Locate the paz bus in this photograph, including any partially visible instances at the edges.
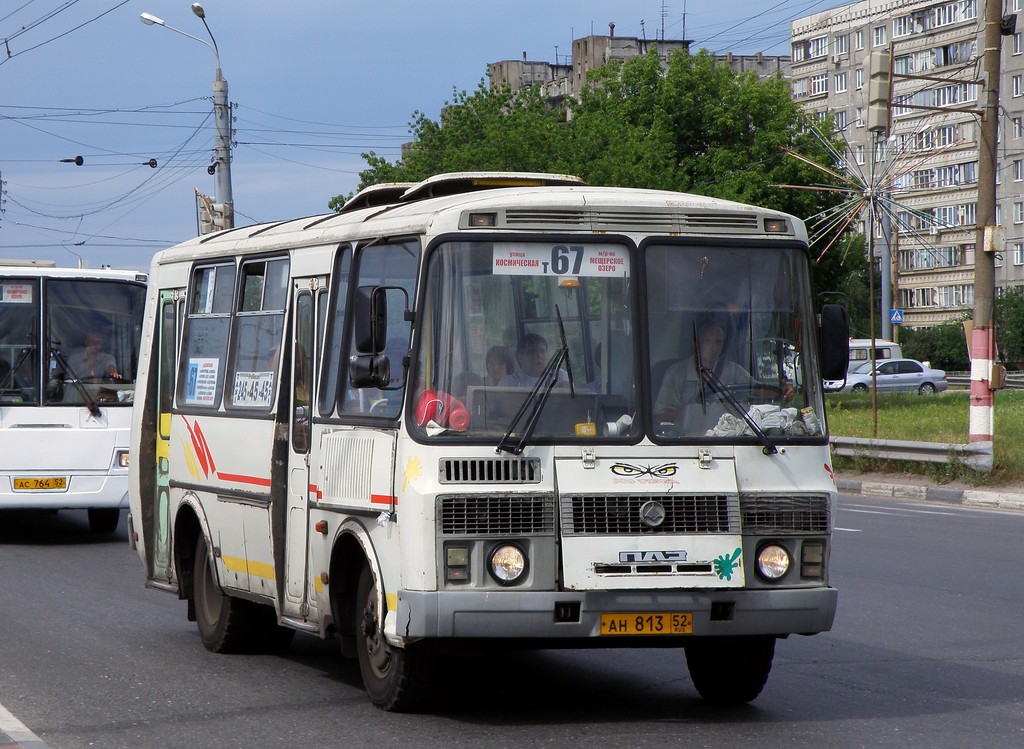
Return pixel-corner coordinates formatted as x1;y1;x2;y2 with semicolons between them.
0;262;147;533
127;172;849;710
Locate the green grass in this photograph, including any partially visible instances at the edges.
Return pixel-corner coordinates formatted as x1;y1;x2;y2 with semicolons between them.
825;390;1024;486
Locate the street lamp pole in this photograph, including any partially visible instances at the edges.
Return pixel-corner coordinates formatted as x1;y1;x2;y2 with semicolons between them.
140;3;233;230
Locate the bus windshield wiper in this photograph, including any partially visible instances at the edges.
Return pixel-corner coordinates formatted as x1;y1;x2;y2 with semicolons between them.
51;346;101;417
496;307;575;455
699;365;778;456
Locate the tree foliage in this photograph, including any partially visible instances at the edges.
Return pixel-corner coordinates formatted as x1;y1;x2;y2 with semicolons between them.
995;288;1024;367
899;319;970;371
339;49;840;219
334;47;858;306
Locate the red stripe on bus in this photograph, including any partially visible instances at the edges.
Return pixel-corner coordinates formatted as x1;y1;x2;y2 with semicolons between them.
217;472;272;488
370;493;396;506
309;483;323;499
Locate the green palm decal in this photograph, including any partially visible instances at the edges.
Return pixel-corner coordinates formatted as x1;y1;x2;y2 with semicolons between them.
713;548;742;581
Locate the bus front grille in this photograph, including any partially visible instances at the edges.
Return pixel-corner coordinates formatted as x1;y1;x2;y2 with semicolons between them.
438;457;541;484
560;494;739;536
739;494;831;534
439;494;555;536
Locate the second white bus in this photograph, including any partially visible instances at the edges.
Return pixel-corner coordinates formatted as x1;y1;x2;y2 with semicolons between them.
128;172;849;710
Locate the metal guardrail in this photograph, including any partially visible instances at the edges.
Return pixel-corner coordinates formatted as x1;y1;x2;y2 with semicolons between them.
830;435;993;472
945;372;1024;389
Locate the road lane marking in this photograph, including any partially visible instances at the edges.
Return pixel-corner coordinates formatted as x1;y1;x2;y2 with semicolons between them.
834;527;862;532
0;702;51;748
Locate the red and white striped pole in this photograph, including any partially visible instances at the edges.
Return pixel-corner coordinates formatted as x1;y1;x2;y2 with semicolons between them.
968;326;994;443
968;0;1001;455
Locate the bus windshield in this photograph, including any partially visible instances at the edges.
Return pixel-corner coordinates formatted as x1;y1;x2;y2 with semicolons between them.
646;243;824;441
410;239;824;443
0;276;146;406
410;239;638;443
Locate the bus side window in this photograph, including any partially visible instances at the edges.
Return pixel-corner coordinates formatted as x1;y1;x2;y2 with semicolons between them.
340;241;418;418
292;292;313;453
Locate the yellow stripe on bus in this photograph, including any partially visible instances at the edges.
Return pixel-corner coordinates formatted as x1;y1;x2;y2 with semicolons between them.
221;555;276;580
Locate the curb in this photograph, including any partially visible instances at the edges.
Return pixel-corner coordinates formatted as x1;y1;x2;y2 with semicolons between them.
836;478;1024;512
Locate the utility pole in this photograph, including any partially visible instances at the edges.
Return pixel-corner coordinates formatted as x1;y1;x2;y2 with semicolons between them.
969;0;1002;454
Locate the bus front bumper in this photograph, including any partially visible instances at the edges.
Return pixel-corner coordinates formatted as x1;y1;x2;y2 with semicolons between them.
393;586;838;642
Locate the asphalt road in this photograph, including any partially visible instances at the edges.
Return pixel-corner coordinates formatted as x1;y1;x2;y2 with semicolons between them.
1;495;1022;749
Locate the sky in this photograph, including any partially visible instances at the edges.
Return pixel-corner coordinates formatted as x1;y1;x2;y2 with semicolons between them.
0;0;843;272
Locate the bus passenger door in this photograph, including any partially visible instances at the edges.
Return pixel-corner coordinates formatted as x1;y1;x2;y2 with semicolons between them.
152;292;177;581
283;286;316;617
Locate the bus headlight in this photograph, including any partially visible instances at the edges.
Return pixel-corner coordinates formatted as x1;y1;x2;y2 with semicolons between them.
488;543;527;585
756;544;790;580
116;450;130;468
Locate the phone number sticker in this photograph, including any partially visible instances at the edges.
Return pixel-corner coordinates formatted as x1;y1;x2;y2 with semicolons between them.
232;371;275;407
492;245;628;278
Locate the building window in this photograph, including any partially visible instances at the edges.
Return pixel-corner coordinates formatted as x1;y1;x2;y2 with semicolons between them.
1014;75;1023;97
856;107;865;127
834;109;847;130
893;15;914;38
834;34;848;55
792;42;807;62
809;35;829;58
1016;32;1023;55
856;68;865;89
1015;242;1024;265
793;78;808;98
835;72;848;92
1015;160;1023;181
1015;117;1024;139
810;73;828;96
1014;201;1023;224
856;29;865;50
874;26;887;47
855;145;865;165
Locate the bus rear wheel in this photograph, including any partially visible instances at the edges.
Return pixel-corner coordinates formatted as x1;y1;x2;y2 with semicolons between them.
355;564;428;711
685;636;775;704
88;508;120;533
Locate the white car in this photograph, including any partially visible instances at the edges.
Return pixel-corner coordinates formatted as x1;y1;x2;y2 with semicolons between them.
825;358;948;395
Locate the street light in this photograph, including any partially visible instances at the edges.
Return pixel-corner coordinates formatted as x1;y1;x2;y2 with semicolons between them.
141;3;234;231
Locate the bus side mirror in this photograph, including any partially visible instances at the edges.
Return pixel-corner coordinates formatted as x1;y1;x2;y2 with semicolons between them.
349;353;391;389
819;304;850;381
353;286;388;354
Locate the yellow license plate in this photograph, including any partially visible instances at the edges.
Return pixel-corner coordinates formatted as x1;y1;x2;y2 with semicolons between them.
600;612;693;636
13;476;68;491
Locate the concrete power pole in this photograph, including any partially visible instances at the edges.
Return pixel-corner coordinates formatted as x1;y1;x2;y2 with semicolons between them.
969;0;1002;453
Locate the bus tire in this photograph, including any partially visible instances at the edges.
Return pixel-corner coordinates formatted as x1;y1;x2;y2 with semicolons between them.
193;534;256;654
685;636;775;704
88;508;120;533
355;564;428;711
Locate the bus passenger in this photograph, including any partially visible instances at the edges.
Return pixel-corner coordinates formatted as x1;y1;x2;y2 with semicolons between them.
499;333;567;388
485;345;514;386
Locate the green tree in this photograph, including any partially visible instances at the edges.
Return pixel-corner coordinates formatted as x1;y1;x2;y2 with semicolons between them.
339;48;840;222
899;318;970;371
995;288;1024;368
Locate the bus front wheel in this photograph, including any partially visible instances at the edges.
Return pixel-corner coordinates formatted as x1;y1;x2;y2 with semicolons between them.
684;636;775;704
355;564;429;711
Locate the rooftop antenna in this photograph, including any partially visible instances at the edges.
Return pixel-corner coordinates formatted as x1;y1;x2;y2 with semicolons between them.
661;0;667;39
640;19;646;39
683;0;687;40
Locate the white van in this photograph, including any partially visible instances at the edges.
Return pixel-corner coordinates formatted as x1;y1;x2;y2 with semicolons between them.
847;338;902;373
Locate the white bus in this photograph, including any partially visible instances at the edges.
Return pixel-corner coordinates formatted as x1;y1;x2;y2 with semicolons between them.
0;263;147;532
128;172;849;710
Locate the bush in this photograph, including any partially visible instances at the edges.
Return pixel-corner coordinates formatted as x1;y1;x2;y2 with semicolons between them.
898;317;969;371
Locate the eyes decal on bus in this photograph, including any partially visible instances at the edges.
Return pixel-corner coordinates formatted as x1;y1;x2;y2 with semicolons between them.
609;462;678;478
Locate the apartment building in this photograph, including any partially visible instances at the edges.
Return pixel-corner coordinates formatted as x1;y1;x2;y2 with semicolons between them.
489;29;790;112
792;0;1024;328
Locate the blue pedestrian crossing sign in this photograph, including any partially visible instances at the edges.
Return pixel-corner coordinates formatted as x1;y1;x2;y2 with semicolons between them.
889;309;904;324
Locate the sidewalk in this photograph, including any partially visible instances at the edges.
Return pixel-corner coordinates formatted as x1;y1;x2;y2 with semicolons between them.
836;470;1024;512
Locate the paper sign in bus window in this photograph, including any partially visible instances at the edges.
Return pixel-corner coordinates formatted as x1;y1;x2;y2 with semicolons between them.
492;245;628;278
185;358;219;404
232;371;275;408
0;283;34;303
